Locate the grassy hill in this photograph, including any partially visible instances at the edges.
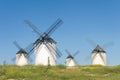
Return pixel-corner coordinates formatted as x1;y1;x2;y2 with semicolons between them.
0;65;120;80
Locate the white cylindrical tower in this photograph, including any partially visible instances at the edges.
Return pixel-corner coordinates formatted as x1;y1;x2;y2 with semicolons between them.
66;55;75;66
91;45;106;66
34;38;57;66
16;49;28;66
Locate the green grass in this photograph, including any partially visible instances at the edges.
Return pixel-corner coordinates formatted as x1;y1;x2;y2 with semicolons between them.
0;65;120;80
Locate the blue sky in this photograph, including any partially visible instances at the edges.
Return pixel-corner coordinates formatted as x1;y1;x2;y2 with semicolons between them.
0;0;120;66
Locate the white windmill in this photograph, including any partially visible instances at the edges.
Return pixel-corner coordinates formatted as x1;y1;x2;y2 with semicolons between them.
13;41;28;66
24;18;63;66
65;49;79;67
87;38;113;66
91;45;106;66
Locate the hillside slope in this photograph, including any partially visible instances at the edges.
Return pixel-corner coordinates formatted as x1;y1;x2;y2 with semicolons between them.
0;65;120;80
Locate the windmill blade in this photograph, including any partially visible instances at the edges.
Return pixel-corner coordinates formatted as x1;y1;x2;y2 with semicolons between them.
44;43;56;61
14;42;34;59
13;41;28;56
24;53;28;59
73;51;80;57
27;41;42;57
74;59;78;65
87;38;97;47
44;18;63;38
13;41;21;49
92;53;98;61
13;41;34;64
27;43;38;58
56;47;62;58
11;57;16;63
65;49;71;55
66;58;72;65
85;54;91;61
25;43;34;57
65;49;79;65
28;57;33;63
99;52;106;65
27;41;44;58
102;42;114;49
24;20;42;36
47;42;62;58
25;43;34;52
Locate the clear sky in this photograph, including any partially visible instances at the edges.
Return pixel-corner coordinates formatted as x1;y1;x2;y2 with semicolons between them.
0;0;120;66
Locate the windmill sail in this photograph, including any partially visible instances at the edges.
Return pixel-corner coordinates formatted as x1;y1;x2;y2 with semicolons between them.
24;18;63;66
13;41;28;66
65;49;79;66
91;45;106;66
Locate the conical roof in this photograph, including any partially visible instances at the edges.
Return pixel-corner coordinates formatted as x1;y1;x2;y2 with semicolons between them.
34;37;56;45
16;49;28;54
66;55;74;59
92;45;106;53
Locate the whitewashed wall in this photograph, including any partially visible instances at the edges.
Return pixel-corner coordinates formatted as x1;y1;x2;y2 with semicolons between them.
66;58;75;66
34;42;56;66
92;52;106;66
16;54;28;66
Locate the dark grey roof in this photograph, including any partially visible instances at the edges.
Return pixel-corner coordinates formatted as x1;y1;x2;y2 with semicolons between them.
66;55;74;59
34;37;56;45
16;49;28;54
92;45;106;53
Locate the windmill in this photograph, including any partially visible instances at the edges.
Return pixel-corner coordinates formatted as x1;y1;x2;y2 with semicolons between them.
13;41;28;66
24;18;63;66
91;45;106;66
87;38;113;66
65;49;80;66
